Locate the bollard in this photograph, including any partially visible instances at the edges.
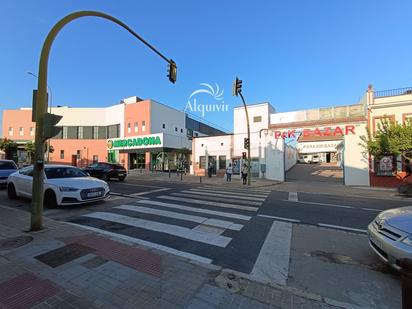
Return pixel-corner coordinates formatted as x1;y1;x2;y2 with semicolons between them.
200;176;202;183
400;258;412;309
169;170;171;178
140;167;142;174
180;172;183;181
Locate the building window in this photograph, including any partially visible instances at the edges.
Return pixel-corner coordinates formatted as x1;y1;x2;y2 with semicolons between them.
195;133;199;137
30;127;34;136
76;150;81;160
93;126;99;139
19;127;24;136
219;156;227;169
60;150;64;159
162;123;166;129
175;127;178;132
199;156;207;169
180;128;183;133
372;115;395;133
63;127;68;139
78;126;83;139
127;123;131;133
142;121;146;132
8;127;13;136
93;155;98;163
134;122;138;133
253;116;262;123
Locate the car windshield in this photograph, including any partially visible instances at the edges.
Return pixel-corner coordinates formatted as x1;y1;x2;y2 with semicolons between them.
0;161;17;170
45;167;88;179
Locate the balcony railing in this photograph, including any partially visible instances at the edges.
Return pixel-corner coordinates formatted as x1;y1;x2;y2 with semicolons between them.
374;87;412;98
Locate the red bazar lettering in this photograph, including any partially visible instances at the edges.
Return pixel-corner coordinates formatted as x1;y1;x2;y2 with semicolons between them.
273;125;356;139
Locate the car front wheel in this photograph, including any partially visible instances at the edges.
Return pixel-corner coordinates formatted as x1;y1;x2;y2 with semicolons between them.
7;183;17;199
44;190;58;208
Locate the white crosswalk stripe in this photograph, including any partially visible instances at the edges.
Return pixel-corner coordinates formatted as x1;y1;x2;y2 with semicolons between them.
199;185;271;194
182;190;266;201
83;212;232;247
170;193;262;206
189;188;269;199
135;200;252;221
115;204;244;231
157;195;259;212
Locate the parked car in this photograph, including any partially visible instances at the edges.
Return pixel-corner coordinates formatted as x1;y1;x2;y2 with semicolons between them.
83;162;127;181
311;155;320;163
368;206;412;271
0;160;18;186
7;165;110;208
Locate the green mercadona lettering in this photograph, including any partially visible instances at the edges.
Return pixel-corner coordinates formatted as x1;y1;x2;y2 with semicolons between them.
113;136;161;148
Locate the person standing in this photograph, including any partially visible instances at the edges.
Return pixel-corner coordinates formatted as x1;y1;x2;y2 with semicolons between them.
208;162;213;178
241;164;248;185
226;163;233;182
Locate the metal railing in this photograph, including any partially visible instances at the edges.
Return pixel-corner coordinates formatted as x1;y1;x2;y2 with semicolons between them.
374;87;412;98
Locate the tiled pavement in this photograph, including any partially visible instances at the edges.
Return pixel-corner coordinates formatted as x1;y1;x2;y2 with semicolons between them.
0;206;355;309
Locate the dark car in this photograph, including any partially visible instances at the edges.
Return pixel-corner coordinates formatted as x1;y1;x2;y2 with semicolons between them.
83;162;127;181
0;160;18;186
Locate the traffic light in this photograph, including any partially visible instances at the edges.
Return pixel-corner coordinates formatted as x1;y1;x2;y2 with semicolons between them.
242;152;246;159
232;77;242;96
167;59;177;84
42;112;63;140
244;137;249;149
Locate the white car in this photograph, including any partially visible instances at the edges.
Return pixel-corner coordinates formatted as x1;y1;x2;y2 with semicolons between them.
7;165;110;208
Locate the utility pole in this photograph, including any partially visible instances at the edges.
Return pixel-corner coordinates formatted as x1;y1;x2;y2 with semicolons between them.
30;11;177;231
232;77;251;185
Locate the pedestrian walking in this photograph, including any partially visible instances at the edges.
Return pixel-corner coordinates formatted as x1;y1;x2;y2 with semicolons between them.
241;164;248;185
226;163;233;182
208;162;213;178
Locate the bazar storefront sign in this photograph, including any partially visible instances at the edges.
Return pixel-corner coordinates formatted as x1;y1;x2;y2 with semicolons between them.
107;134;162;149
273;125;356;139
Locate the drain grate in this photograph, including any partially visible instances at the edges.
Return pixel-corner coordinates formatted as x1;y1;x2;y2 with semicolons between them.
0;235;33;250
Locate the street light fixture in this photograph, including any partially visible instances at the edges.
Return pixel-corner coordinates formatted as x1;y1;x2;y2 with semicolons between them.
30;11;177;231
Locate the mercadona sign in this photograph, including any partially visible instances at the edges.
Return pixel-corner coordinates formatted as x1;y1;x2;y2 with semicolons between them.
107;134;162;150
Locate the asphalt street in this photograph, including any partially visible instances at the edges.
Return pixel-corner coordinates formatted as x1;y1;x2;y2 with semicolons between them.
0;177;410;307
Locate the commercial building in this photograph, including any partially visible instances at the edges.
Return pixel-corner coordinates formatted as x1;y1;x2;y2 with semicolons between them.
191;85;412;187
2;96;224;170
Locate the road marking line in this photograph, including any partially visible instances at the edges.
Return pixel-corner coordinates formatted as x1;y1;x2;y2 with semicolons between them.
115;205;243;231
258;214;301;223
82;212;232;247
190;188;268;198
183;190;266;201
130;188;171;196
199;185;271;194
113;183;167;189
317;223;367;233
65;222;212;264
288;192;298;202
158;195;259;212
109;192;149;199
361;208;382;212
136;200;252;221
283;200;354;209
171;193;262;206
251;221;292;285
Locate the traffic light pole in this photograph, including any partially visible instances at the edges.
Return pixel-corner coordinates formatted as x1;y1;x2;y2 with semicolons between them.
239;92;251;185
30;11;176;231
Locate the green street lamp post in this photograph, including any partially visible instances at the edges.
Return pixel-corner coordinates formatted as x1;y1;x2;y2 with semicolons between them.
31;11;177;231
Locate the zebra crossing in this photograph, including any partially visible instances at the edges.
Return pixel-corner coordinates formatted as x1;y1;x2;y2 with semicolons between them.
68;185;273;272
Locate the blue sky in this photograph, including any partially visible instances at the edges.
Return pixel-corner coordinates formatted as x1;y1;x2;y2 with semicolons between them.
1;0;412;133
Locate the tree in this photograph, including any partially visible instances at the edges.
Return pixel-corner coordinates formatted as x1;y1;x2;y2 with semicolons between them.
360;119;412;162
24;141;35;164
0;138;17;161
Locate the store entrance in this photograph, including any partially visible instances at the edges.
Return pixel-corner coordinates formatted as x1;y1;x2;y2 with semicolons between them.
129;153;145;170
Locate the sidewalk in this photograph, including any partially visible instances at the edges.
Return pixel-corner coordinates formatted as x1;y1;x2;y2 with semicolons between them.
0;206;351;309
